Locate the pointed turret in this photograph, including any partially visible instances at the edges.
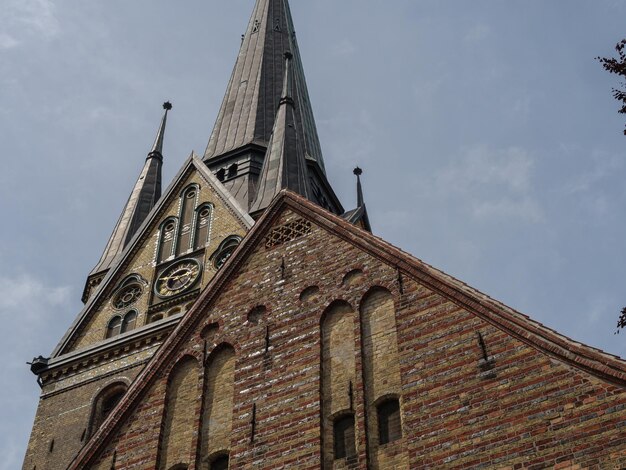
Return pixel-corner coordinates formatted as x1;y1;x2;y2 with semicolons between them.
203;0;343;215
250;52;311;213
341;167;372;232
81;103;170;302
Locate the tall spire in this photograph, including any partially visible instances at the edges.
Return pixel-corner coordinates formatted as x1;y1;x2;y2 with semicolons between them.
250;52;311;213
202;0;344;215
204;0;324;170
82;103;170;302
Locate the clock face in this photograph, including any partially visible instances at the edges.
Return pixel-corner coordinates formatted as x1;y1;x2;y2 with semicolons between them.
155;260;201;298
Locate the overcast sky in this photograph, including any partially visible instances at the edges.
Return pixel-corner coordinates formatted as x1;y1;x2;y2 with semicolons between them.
2;0;626;467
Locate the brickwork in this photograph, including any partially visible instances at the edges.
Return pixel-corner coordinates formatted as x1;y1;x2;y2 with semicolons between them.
65;203;626;469
22;358;144;470
159;356;202;469
361;288;408;469
200;346;236;466
321;301;357;469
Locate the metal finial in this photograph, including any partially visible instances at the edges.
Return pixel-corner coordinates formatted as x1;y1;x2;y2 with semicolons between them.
163;101;172;111
284;51;293;61
353;167;363;176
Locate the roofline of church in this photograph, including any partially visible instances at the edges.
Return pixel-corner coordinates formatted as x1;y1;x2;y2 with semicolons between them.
67;189;626;469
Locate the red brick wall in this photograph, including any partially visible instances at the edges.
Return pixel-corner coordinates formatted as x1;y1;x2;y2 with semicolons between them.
85;209;626;469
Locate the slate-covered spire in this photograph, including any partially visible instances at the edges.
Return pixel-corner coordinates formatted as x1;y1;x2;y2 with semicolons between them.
341;167;372;232
82;103;170;302
250;52;311;213
202;0;343;215
204;0;324;171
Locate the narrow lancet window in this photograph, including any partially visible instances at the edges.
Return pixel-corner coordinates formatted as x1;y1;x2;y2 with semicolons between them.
333;414;356;460
377;398;402;445
194;204;212;251
158;218;177;264
177;186;198;256
121;310;137;333
106;316;122;339
88;383;127;438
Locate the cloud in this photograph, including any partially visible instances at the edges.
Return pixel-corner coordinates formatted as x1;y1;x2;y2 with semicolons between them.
0;272;72;470
438;145;534;193
472;197;544;223
0;33;19;50
331;39;356;57
464;23;490;43
434;145;544;222
0;0;59;47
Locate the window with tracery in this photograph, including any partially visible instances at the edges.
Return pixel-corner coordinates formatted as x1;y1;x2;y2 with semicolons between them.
211;236;241;269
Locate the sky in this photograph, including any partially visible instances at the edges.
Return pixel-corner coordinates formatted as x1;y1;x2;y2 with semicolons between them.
2;0;626;467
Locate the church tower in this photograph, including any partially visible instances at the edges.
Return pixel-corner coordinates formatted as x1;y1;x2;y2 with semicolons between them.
23;1;626;469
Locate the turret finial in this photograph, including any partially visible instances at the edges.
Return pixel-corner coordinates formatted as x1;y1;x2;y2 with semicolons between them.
163;101;172;111
354;167;364;207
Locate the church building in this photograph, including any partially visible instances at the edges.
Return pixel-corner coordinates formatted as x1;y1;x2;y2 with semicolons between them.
23;0;626;468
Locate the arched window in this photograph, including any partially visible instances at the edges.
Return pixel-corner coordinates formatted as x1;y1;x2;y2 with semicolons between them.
158;218;178;264
227;163;238;179
210;454;229;470
88;383;127;438
121;310;137;333
177;186;199;256
333;414;356;460
106;316;122;339
210;236;241;269
377;398;402;445
194;204;213;251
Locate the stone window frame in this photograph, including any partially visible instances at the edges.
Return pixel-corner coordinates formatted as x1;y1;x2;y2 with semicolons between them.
332;411;357;460
105;310;138;339
209;235;242;270
206;451;229;470
157;216;179;264
194;203;214;251
87;381;128;439
176;184;201;257
375;395;403;446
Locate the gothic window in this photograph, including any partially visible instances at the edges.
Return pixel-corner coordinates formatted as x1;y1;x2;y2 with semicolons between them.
177;186;199;256
333;414;356;460
106;316;122;339
158;218;178;264
377;398;402;445
88;383;127;438
121;310;137;333
194;204;213;251
210;454;229;470
210;236;241;269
